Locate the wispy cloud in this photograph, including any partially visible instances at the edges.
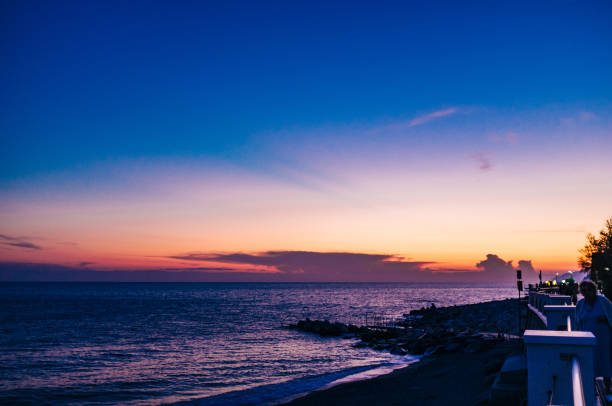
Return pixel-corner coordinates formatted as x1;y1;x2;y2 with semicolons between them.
489;131;518;144
367;107;459;135
0;234;42;250
156;266;261;273
470;153;492;171
560;111;599;127
560;117;576;128
579;111;598;122
406;107;458;127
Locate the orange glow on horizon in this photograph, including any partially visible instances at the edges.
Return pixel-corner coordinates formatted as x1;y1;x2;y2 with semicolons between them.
1;136;609;279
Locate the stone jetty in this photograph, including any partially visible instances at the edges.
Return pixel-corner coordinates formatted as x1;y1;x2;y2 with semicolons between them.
286;298;519;357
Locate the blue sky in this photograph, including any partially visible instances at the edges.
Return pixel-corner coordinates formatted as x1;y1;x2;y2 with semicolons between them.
2;0;611;181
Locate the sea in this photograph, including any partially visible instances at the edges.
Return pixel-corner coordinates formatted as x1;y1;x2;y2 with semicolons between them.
0;282;516;405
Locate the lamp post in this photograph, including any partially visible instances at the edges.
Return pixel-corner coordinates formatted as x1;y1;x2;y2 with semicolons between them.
539;270;542;288
517;269;523;333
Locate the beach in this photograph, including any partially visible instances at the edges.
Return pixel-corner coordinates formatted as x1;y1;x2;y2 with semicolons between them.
282;338;520;406
281;298;524;406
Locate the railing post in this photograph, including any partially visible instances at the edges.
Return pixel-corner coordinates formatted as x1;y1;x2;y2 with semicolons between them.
529;290;537;307
548;295;571;306
543;305;576;331
524;330;595;406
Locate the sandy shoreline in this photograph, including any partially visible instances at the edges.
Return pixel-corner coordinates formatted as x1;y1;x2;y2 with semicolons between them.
279;298;523;406
272;358;420;405
280;338;521;406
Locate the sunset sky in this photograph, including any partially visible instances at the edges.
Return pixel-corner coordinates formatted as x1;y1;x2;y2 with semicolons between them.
1;1;611;281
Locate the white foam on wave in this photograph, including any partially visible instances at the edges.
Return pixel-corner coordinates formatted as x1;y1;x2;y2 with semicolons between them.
179;355;418;406
322;356;420;387
268;355;420;406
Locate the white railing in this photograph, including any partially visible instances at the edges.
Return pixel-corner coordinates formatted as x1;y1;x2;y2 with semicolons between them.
567;311;585;406
572;355;585;406
528;294;574;331
525;290;595;406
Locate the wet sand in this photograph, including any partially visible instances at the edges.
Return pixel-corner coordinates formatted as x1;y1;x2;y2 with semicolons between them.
281;339;520;406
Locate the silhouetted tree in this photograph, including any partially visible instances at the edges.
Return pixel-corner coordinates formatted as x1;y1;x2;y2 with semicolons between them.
579;217;612;299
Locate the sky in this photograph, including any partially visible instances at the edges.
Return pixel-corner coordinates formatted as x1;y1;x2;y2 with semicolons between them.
1;0;611;282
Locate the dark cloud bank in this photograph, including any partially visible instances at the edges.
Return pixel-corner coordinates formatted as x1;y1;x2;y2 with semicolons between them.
0;251;538;283
0;234;42;250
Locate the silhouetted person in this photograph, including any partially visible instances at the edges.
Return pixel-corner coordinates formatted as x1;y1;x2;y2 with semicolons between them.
576;280;612;393
571;284;578;305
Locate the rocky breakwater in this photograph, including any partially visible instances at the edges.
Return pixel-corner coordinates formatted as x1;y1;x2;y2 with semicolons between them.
403;298;519;334
286;298;520;357
290;319;363;337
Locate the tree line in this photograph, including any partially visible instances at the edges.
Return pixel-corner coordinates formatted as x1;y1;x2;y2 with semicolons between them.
579;217;612;299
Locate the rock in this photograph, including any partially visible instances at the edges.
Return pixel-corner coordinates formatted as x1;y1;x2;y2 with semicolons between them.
411;343;428;354
347;324;361;333
425;345;442;355
333;321;349;334
293;319;354;337
291;299;521;360
390;346;407;355
464;342;484;353
444;342;462;352
452;334;468;343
